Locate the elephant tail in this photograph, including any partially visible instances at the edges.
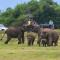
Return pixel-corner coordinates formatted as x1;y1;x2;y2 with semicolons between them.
0;31;6;40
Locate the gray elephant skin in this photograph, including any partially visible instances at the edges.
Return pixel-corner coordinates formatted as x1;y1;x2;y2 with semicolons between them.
37;28;59;46
4;27;24;44
27;34;35;46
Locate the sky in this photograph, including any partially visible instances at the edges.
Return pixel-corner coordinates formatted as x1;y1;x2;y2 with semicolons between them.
0;0;60;11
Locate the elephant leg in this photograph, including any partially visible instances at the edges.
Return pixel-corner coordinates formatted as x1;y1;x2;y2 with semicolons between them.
42;43;45;47
51;41;53;46
43;41;47;47
54;41;58;46
18;35;22;44
41;39;47;47
47;42;51;46
18;39;21;44
37;40;40;46
5;36;11;44
21;35;24;44
28;40;31;46
54;38;59;46
45;43;47;47
44;44;46;47
37;40;39;44
37;36;41;46
37;39;41;46
48;39;52;46
32;40;34;46
21;32;24;44
41;40;44;46
42;41;46;47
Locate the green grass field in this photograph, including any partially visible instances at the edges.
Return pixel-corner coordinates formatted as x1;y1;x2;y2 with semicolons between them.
0;29;60;60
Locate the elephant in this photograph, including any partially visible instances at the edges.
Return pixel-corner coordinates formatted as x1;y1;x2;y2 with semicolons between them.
37;29;47;46
27;32;35;46
23;20;40;33
37;28;59;46
47;30;59;46
0;20;39;44
41;39;47;47
1;27;25;44
40;31;48;47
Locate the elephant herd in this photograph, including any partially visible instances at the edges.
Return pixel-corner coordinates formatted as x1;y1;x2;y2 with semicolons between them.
0;20;59;47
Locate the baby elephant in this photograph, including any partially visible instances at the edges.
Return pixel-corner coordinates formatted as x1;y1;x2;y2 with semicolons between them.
41;39;47;47
27;34;35;46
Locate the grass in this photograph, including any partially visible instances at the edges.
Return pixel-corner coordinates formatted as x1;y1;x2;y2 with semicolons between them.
0;29;60;60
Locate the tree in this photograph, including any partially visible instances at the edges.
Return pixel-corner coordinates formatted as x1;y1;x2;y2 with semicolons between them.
0;0;60;28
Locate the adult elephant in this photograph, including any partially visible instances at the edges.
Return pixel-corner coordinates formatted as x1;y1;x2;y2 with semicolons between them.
1;20;39;44
1;27;24;44
37;28;59;46
47;30;59;46
27;32;35;46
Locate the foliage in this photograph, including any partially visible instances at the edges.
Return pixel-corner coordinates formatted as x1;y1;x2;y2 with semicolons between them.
0;0;60;28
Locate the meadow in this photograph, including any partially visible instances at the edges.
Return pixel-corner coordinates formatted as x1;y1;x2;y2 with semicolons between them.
0;29;60;60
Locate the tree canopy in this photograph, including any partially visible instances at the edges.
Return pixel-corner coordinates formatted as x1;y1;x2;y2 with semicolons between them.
0;0;60;28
